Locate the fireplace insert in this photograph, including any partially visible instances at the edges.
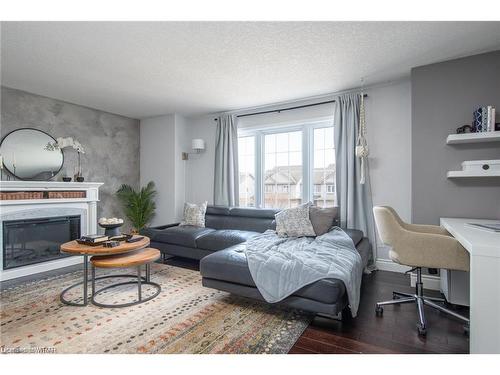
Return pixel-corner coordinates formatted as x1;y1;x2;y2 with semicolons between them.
2;215;81;270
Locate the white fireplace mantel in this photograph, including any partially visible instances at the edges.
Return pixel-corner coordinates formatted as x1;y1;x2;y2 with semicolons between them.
0;181;103;281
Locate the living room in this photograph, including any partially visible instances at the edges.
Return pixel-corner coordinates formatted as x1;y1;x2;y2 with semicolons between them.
1;1;500;373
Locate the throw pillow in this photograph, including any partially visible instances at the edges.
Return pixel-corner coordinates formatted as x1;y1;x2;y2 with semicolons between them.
180;201;208;227
309;205;339;236
275;202;316;237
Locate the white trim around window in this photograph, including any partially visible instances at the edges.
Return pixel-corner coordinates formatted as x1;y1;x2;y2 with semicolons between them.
238;117;334;208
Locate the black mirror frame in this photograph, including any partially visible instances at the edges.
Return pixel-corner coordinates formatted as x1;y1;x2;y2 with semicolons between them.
0;127;65;181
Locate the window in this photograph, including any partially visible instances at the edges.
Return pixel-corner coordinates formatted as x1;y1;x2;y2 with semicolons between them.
238;136;256;207
238;121;336;209
313;127;335;207
264;131;302;209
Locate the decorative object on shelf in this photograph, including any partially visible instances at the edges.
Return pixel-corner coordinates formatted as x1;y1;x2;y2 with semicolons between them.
45;136;85;181
456;125;473;134
116;181;157;233
355;85;369;184
472;106;496;132
182;138;206;160
98;217;124;237
62;176;72;182
1;128;64;181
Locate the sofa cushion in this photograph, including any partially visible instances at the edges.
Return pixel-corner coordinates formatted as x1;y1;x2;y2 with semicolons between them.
275;203;316;237
196;230;260;251
152;225;216;248
180;202;208;227
309;206;338;236
200;244;346;304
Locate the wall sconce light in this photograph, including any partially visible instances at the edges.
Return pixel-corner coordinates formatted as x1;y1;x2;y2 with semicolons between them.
182;139;205;160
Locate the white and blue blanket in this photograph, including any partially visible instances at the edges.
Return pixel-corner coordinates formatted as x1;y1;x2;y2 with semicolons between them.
243;227;363;316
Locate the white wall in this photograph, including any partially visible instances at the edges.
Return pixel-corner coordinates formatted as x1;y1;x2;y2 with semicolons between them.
184;115;217;204
174;114;189;220
182;79;412;265
365;80;412;264
140;114;189;225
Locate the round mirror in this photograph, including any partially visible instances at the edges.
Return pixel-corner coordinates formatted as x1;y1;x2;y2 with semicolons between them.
0;128;64;181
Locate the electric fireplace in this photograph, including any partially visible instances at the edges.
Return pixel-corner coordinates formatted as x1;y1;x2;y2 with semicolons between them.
2;215;81;270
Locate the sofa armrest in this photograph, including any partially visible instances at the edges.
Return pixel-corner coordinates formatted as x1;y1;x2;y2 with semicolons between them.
148;223;180;230
140;223;180;237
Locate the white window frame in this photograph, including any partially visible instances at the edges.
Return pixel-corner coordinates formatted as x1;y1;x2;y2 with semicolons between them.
238;117;334;208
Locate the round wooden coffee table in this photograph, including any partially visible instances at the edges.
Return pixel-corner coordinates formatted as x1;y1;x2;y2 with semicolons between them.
90;248;161;308
60;236;150;306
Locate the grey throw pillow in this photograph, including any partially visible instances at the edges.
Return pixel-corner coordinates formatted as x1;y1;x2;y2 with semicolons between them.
275;202;316;237
180;202;208;227
309;206;339;236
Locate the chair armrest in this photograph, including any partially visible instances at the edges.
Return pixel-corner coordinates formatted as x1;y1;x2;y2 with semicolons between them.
403;223;450;236
395;229;469;272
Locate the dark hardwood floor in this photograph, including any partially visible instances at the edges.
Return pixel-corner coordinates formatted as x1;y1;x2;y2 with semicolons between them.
2;256;470;354
291;271;469;354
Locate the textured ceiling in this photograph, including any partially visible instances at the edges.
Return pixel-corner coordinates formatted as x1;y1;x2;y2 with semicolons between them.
2;22;500;119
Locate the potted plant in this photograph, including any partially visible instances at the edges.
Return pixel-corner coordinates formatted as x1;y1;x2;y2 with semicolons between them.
116;181;157;233
45;137;85;181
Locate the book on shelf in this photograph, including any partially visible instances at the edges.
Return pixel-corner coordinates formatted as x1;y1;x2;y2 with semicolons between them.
465;223;500;233
473;106;497;132
79;234;109;243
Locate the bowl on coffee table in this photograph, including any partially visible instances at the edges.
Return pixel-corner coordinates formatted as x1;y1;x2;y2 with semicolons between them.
98;218;124;237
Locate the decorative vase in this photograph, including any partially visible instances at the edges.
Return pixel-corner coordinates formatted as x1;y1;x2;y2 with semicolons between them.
99;222;123;237
74;152;84;182
62;176;72;182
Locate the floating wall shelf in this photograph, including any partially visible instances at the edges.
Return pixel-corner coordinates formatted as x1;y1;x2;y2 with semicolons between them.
447;170;500;178
446;132;500;145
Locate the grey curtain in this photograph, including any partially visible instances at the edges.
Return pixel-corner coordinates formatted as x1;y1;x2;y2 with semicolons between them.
214;114;239;206
334;93;377;267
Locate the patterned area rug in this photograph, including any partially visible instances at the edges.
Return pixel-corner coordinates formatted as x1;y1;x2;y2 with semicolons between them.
1;263;312;354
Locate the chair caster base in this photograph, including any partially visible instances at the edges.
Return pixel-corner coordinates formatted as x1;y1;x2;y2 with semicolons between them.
375;306;383;316
417;324;427;337
464;324;469;337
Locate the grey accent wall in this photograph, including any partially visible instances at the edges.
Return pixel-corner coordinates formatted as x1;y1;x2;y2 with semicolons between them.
411;51;500;224
1;87;140;230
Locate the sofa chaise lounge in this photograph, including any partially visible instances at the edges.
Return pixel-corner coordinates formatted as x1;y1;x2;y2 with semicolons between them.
142;206;371;317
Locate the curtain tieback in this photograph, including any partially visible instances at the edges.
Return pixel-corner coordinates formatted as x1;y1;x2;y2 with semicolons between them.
355;92;369;184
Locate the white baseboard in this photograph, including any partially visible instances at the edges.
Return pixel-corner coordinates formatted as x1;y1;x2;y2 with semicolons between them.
376;259;441;291
410;273;441;291
375;259;411;273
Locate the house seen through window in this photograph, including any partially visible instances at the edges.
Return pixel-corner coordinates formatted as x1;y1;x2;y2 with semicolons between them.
238;121;335;209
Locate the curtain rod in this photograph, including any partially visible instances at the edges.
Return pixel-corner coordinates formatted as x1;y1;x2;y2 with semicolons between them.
213;94;368;121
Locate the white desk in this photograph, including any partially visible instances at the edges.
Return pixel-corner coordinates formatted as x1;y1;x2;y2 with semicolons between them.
440;218;500;354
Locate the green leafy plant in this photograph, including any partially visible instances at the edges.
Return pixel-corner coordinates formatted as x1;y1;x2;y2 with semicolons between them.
116;181;157;232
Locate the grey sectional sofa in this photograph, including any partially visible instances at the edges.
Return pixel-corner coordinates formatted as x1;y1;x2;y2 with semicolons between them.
142;205;371;318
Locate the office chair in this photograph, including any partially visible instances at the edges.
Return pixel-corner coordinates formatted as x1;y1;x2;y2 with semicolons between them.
373;206;470;336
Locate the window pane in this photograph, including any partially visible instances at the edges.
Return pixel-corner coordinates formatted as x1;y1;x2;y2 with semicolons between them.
238;136;255;207
313;127;336;207
264;131;302;209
